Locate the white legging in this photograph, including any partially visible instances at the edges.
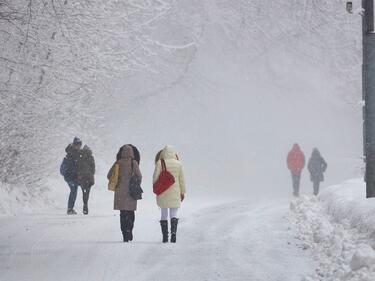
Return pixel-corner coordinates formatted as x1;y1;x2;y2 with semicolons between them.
161;208;179;220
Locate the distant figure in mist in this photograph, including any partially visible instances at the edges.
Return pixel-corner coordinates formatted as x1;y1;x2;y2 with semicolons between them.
60;137;96;215
108;145;142;242
153;145;186;243
77;145;95;215
287;143;305;197
307;148;327;195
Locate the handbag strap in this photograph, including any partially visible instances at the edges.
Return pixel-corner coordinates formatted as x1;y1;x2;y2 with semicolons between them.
161;159;167;171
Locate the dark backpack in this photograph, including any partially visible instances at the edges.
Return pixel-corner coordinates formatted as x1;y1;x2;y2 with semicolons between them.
60;157;68;177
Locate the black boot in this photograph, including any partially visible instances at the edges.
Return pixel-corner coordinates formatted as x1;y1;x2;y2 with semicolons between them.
128;231;133;242
82;187;90;215
121;211;135;242
120;211;129;242
160;220;168;243
170;218;179;243
129;212;135;241
83;204;88;215
67;209;77;215
123;231;130;243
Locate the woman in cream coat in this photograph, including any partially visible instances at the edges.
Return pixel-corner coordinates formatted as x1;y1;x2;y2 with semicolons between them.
153;145;186;243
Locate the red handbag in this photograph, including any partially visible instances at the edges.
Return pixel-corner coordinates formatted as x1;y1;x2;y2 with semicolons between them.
153;160;175;195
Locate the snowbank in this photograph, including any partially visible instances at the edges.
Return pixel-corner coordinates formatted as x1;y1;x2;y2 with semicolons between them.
0;159;111;215
320;179;375;236
290;179;375;281
0;183;51;216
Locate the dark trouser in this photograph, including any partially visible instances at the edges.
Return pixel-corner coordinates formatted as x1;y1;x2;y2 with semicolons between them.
120;210;135;240
67;181;79;210
291;172;301;196
313;181;320;196
81;185;92;208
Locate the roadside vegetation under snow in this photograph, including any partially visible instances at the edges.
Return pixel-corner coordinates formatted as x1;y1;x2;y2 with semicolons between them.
290;179;375;281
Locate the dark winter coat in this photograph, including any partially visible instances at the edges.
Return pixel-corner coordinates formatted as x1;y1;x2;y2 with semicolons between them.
108;145;142;211
77;145;95;187
307;149;327;183
64;144;80;183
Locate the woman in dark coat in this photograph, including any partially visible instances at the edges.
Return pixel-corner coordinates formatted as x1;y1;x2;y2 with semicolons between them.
108;145;142;242
307;148;327;195
77;145;95;215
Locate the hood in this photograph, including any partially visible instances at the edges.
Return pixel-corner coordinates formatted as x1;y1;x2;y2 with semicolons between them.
311;148;321;158
66;144;79;155
292;143;300;151
161;145;178;160
81;145;92;156
120;145;134;160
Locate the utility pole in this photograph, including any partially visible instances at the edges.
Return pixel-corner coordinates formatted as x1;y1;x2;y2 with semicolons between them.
362;0;375;197
348;1;375;197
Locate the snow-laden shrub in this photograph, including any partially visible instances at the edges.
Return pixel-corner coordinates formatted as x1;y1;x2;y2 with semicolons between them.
290;181;375;281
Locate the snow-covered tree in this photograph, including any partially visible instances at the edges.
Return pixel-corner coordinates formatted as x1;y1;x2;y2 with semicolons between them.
0;0;201;194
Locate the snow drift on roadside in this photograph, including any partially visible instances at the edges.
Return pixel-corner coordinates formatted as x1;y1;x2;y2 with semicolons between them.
0;183;51;215
320;179;375;235
290;179;375;281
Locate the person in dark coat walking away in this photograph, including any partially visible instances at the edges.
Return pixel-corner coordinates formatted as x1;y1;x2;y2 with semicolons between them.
307;148;327;195
287;143;305;197
77;145;95;215
62;137;82;215
108;145;142;242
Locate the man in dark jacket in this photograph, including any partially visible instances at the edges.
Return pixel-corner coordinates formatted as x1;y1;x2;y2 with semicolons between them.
307;148;327;195
63;137;82;215
77;145;95;215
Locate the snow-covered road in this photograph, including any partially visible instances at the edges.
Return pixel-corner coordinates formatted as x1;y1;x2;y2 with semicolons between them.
0;195;314;281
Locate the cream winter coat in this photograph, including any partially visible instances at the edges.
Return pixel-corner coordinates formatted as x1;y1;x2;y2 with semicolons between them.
153;145;186;208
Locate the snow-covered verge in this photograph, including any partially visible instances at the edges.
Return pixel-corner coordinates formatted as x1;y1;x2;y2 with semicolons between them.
0;183;51;216
0;171;109;216
290;179;375;281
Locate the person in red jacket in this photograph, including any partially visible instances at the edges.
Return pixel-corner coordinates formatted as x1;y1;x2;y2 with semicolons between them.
287;143;305;197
